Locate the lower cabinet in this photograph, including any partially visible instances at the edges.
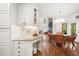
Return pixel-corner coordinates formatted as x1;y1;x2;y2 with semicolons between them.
0;45;10;56
12;41;33;56
13;49;24;56
12;38;42;56
12;41;24;56
0;29;10;56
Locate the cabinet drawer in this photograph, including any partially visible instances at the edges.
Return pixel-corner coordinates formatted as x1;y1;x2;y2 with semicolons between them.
0;45;10;56
0;4;9;13
13;49;24;56
0;29;10;43
13;44;24;49
13;41;24;45
0;14;10;26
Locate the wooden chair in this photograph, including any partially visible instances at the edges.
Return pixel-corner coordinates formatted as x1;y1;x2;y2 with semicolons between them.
54;35;65;48
56;32;63;35
44;32;53;43
66;35;77;49
51;35;56;46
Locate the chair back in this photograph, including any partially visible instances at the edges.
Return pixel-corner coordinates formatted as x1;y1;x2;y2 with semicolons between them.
56;32;63;35
66;35;76;43
44;32;53;40
55;35;64;43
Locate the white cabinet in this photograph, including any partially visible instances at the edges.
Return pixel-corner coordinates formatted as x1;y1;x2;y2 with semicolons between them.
13;41;25;56
0;3;10;56
0;45;10;56
12;37;42;56
13;49;24;56
0;4;10;27
0;29;10;56
12;41;31;56
18;4;38;26
0;4;10;13
0;14;10;27
0;29;10;44
0;29;10;45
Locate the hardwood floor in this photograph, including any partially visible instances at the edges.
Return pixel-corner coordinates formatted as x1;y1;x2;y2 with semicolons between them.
33;38;79;56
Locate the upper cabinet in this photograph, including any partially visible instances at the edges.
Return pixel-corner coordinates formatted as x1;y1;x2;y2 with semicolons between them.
18;4;39;26
0;4;10;13
0;4;10;28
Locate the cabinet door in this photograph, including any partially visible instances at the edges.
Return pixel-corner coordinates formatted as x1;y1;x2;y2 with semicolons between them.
18;4;34;26
0;13;10;27
12;41;25;56
0;29;10;44
0;4;9;13
0;29;10;56
0;45;10;56
13;49;24;56
24;42;32;56
0;4;10;27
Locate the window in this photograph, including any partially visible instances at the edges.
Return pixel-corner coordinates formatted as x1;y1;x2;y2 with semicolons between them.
62;23;67;34
71;23;76;35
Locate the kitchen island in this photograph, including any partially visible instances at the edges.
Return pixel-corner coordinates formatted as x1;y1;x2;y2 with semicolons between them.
12;36;43;56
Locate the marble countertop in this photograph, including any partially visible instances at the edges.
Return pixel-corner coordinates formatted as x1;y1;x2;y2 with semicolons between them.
12;35;42;41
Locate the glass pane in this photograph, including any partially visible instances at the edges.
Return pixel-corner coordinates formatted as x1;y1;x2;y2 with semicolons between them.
62;23;67;34
71;23;76;35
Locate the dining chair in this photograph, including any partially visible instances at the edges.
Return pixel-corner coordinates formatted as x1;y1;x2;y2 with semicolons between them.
66;35;77;50
44;31;53;43
54;35;65;48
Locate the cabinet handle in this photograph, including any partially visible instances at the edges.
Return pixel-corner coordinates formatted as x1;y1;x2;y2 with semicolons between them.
18;55;20;56
18;51;20;53
18;46;20;48
18;42;20;44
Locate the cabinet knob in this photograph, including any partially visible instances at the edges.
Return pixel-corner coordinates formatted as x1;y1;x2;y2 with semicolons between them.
18;51;20;53
18;42;20;44
18;55;20;56
18;46;20;48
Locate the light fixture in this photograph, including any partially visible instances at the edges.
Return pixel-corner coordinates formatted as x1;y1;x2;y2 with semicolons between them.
55;18;65;23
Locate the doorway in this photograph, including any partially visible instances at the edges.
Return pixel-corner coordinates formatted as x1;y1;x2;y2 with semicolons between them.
48;18;53;33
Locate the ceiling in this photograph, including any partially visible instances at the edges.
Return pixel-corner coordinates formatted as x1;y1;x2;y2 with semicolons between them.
36;3;79;18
